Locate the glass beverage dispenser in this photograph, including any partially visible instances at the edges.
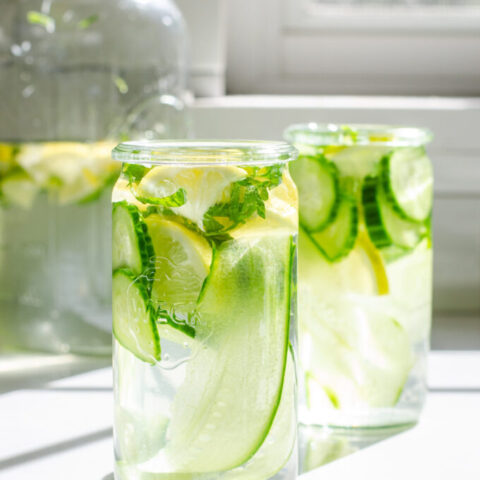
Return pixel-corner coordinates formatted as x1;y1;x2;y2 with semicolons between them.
0;0;188;355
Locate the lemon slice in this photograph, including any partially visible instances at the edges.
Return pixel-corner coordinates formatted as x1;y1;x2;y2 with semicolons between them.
299;229;388;297
0;144;17;175
137;166;246;229
356;231;389;295
1;171;40;209
145;215;212;318
16;142;119;205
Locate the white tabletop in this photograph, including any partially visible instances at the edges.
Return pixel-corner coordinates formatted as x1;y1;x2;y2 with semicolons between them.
0;351;479;480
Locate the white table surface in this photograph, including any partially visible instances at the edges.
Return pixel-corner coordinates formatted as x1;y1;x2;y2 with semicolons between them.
0;351;479;480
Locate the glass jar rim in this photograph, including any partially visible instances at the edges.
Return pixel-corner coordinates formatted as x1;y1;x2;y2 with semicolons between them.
112;140;298;166
284;123;433;147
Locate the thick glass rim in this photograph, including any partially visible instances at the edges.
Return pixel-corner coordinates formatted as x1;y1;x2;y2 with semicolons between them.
112;140;298;166
284;123;433;147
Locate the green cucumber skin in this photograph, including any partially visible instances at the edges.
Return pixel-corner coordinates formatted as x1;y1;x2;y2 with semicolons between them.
291;154;340;233
381;148;433;223
167;234;294;472
362;176;392;248
306;196;359;262
363;176;428;250
112;201;155;279
112;268;161;364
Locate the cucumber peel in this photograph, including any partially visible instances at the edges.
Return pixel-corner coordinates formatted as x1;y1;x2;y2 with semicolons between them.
113;269;160;364
362;176;427;250
149;234;293;473
112;201;154;276
289;155;339;232
382;148;433;223
307;196;358;262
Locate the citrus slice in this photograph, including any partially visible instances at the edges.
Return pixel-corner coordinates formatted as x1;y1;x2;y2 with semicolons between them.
137;165;246;228
1;171;40;209
299;229;388;297
145;215;212;317
16;141;119;205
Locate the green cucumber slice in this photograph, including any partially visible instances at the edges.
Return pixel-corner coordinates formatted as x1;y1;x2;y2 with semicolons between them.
362;176;427;249
300;303;413;410
382;147;433;222
112;202;154;275
306;196;358;262
224;347;296;480
113;269;160;364
289;155;339;232
146;234;293;473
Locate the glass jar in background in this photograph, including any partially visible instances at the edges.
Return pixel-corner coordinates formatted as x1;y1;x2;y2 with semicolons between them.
111;140;298;479
284;123;433;428
0;0;188;354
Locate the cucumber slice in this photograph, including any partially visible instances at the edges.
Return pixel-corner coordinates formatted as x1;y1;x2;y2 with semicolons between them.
306;196;358;262
224;347;296;480
362;176;427;249
146;234;293;473
300;303;413;411
382;147;433;222
112;202;154;275
113;269;160;364
289;155;339;232
1;170;40;209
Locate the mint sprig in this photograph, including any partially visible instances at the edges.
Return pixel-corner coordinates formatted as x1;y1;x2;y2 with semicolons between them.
203;164;284;236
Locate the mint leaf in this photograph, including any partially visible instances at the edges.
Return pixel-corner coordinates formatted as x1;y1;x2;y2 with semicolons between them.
123;164;148;185
135;187;187;208
203;164;284;236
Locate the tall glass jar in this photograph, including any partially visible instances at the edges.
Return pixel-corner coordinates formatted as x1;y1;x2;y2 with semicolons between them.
284;124;433;428
0;0;188;354
111;141;298;479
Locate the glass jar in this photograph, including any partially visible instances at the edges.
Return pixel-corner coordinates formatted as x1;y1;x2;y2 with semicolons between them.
111;140;298;479
0;0;188;354
284;123;433;428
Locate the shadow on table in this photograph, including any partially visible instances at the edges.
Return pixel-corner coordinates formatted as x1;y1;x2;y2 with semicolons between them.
0;427;113;472
299;423;413;474
0;351;111;394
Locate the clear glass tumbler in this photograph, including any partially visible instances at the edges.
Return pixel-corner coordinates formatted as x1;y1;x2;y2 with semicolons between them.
111;141;299;479
284;124;433;428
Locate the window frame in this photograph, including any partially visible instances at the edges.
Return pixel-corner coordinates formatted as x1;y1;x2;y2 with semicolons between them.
226;0;480;96
283;0;480;32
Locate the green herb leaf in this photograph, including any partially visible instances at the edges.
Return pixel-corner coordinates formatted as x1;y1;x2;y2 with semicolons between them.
135;187;187;208
123;164;148;185
77;14;99;30
27;11;55;32
203;164;284;237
